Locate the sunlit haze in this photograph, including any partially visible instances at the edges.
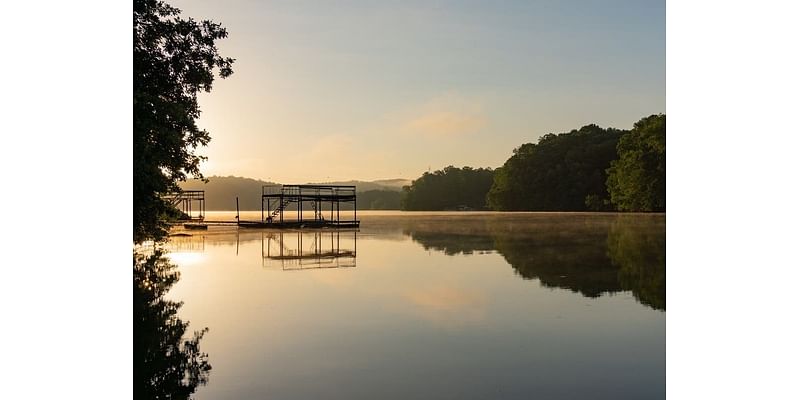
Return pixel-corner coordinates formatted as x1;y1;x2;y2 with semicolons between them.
172;0;665;183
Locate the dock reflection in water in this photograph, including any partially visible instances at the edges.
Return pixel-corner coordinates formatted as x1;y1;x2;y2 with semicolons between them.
261;230;357;270
166;234;206;252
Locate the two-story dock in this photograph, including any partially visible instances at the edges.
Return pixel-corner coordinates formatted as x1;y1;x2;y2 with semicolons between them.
236;184;360;229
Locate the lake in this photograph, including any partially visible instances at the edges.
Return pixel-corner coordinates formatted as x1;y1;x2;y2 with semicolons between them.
154;212;665;399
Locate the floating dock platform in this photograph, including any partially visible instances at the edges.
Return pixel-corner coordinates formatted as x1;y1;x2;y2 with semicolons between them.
250;184;360;229
238;220;360;229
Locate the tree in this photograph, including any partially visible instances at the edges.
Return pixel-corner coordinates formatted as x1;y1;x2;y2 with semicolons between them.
134;0;234;243
606;114;666;212
401;166;495;211
487;124;624;211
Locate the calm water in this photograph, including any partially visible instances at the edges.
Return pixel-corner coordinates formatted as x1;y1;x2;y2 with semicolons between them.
161;212;665;399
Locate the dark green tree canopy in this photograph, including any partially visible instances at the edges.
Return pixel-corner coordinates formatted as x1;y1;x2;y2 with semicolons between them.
134;0;234;243
487;124;625;211
402;166;495;211
606;114;666;212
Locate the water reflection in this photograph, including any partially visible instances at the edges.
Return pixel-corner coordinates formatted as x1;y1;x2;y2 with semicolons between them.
162;215;664;399
404;215;665;311
607;216;666;310
163;215;664;311
261;230;357;270
133;250;211;399
405;230;495;255
166;234;206;252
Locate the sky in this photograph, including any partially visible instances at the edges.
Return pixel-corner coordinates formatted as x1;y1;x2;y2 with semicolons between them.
171;0;665;183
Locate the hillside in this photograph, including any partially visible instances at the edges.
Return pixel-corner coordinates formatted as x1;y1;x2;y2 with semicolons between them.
306;179;411;192
371;178;412;189
178;175;407;210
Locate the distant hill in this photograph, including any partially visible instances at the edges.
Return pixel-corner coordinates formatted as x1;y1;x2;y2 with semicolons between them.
306;179;411;192
372;178;412;189
179;175;408;210
179;176;274;210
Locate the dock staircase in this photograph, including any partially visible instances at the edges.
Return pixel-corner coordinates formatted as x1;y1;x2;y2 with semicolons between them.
163;190;205;221
268;198;291;221
311;201;325;220
258;184;358;228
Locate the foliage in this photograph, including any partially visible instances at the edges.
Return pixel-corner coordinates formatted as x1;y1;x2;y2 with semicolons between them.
401;166;494;211
487;124;624;211
134;0;234;243
606;114;666;211
134;250;211;399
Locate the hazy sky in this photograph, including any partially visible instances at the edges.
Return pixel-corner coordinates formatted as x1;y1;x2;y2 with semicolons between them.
171;0;665;183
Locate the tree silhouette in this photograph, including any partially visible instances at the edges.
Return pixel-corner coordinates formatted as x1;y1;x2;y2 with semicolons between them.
134;0;234;242
402;166;494;211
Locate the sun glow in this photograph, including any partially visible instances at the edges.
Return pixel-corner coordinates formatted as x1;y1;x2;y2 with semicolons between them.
166;251;205;266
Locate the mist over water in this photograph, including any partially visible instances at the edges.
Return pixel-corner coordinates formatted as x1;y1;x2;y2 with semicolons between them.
165;213;665;399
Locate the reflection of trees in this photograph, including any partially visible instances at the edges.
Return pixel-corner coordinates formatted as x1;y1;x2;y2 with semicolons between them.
489;219;622;298
406;231;496;255
405;215;665;311
607;216;666;311
401;218;496;255
134;250;211;399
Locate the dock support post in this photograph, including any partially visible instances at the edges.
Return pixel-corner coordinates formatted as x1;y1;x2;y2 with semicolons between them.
237;197;240;222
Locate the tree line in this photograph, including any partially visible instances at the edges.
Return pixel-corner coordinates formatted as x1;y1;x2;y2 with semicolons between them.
401;114;665;212
402;166;495;210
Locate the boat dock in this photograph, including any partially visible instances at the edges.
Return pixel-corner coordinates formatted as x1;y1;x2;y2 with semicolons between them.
170;184;361;230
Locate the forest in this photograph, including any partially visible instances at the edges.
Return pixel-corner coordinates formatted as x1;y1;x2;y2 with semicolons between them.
401;114;666;212
401;166;495;211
